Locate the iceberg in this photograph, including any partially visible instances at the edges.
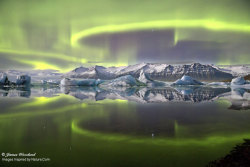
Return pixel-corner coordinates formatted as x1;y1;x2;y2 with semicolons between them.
138;70;153;83
100;75;146;87
60;78;104;86
41;80;47;84
40;79;60;85
0;73;9;85
230;77;250;88
171;75;204;86
61;78;78;86
138;70;166;87
16;75;31;86
231;77;246;85
77;79;103;86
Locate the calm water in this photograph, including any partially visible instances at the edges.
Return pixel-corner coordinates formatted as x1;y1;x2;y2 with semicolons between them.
0;86;250;167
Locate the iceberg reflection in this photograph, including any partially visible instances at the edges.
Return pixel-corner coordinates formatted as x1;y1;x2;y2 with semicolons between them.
1;86;250;110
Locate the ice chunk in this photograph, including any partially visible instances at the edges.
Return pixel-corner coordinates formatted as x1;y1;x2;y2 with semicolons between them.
41;80;47;84
60;78;77;86
171;75;203;86
138;70;153;83
231;77;246;85
138;70;167;87
16;75;31;86
0;73;9;85
77;79;103;86
101;75;146;87
60;78;104;86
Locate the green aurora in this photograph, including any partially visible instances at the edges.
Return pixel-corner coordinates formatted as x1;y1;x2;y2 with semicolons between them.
1;93;250;166
0;0;250;72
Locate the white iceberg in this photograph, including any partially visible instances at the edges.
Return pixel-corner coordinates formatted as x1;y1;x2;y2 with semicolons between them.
171;75;203;86
60;78;103;86
138;70;153;83
100;75;146;87
138;70;166;87
230;77;250;88
61;78;78;86
41;80;47;84
231;77;246;85
47;80;60;85
16;75;31;86
41;79;60;85
0;73;8;85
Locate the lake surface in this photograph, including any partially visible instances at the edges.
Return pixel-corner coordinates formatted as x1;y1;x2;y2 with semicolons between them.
0;86;250;167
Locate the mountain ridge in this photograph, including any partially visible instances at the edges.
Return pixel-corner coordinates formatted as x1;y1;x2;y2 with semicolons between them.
65;63;234;81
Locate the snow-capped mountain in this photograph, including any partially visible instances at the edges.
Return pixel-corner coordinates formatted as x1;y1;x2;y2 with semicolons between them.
65;63;234;81
215;65;250;76
65;65;115;79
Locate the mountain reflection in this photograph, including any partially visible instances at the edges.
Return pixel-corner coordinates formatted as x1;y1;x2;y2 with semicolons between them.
226;88;250;110
61;86;231;103
1;86;250;110
0;87;31;97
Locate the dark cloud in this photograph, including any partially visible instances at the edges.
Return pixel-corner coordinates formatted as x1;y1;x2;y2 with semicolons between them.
79;28;250;64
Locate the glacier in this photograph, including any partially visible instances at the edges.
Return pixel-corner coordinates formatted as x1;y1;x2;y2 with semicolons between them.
65;63;234;81
16;75;31;86
137;70;167;87
99;75;146;87
231;77;246;85
171;75;204;86
60;78;104;87
0;73;9;85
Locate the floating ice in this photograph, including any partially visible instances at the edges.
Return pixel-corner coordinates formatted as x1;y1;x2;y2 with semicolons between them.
0;73;8;85
138;70;166;87
16;75;31;86
171;75;203;86
100;75;145;87
231;77;246;85
60;78;104;86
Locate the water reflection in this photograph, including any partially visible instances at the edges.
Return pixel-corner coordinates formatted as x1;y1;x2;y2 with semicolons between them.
61;86;232;103
0;86;31;97
0;86;249;167
0;86;250;110
221;88;250;110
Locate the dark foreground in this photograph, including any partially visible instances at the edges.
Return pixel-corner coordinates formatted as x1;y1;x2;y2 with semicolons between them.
208;139;250;167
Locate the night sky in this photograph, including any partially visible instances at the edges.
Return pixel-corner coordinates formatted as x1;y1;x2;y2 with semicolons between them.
0;0;250;72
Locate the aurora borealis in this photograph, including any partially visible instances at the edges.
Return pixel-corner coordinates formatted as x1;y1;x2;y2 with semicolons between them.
0;0;250;72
